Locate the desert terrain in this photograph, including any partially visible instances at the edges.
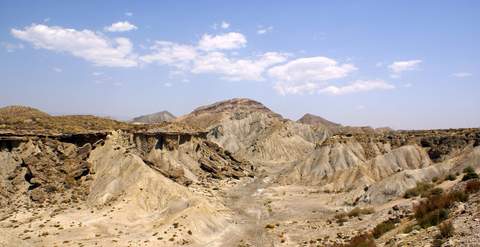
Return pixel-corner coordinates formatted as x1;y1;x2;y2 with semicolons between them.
1;99;479;247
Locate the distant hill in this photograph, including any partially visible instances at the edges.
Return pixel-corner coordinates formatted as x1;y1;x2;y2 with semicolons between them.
131;111;176;124
0;105;130;134
297;113;341;129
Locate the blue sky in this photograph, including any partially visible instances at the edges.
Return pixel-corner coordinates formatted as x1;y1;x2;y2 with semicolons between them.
0;0;478;129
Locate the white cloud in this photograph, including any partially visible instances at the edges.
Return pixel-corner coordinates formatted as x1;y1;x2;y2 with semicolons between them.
104;21;137;32
269;56;357;95
388;59;422;74
257;26;273;35
452;72;472;78
52;67;62;72
221;21;230;29
92;72;103;76
1;42;24;52
11;24;138;67
192;51;288;81
140;41;197;69
269;57;357;82
164;82;173;87
319;80;395;95
140;33;284;81
125;12;133;17
198;32;246;51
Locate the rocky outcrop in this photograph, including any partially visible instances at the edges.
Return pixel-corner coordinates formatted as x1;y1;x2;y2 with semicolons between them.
0;135;103;208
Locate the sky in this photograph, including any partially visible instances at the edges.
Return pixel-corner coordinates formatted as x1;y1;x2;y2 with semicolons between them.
0;0;479;129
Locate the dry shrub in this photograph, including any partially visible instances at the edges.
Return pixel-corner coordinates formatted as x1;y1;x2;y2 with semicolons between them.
465;180;480;193
414;190;468;228
404;182;433;198
334;233;376;247
372;218;400;239
438;221;454;238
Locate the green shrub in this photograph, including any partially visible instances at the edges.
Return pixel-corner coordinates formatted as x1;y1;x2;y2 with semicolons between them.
463;166;475;174
460;166;478;181
462;171;479;181
445;174;456;181
372;218;400;239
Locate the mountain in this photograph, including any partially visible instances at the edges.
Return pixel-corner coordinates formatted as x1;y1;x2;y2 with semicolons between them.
298;113;341;133
176;98;282;129
0;101;479;247
298;113;340;128
131;110;176;124
176;98;329;163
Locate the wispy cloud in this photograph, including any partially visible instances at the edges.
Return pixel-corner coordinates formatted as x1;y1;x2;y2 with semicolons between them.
257;26;273;35
125;12;133;17
451;72;472;78
221;21;230;29
0;42;24;52
388;59;422;76
52;67;62;72
318;80;395;95
104;21;137;32
197;32;246;51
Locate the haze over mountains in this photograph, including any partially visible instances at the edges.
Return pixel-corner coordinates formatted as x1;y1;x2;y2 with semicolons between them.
1;98;479;246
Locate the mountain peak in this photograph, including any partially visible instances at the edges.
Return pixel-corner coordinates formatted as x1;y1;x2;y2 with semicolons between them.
298;113;340;129
190;98;281;117
131;110;176;124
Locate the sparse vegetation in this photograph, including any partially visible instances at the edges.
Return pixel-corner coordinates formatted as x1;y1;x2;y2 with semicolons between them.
433;221;455;247
335;207;375;220
372;218;400;239
462;166;479;181
438;221;454;238
465;179;480;193
265;224;275;229
334;233;376;247
445;174;457;181
421;187;444;198
404;182;434;198
414;190;468;228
